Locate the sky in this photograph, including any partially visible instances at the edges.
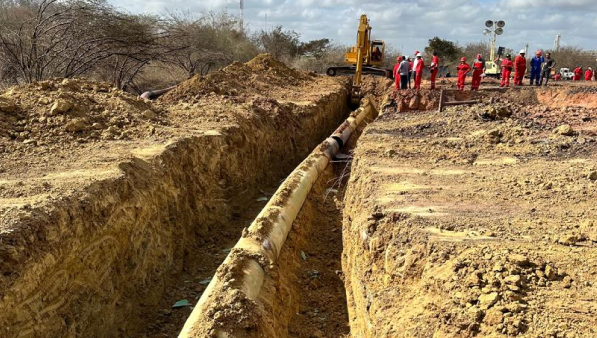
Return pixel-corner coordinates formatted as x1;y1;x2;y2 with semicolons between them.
107;0;597;55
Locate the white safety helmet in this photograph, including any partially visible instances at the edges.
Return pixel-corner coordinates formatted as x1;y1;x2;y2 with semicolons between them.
416;53;422;57
519;49;526;54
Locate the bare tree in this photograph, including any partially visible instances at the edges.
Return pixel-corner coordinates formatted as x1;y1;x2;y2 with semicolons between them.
162;11;257;78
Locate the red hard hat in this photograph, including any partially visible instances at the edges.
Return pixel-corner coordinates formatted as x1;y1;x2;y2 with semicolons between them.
536;50;542;55
461;57;467;62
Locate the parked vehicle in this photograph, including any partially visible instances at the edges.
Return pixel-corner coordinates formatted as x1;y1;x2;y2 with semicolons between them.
559;68;574;80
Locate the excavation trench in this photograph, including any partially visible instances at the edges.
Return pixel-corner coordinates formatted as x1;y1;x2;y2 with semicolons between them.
177;100;377;338
0;79;352;338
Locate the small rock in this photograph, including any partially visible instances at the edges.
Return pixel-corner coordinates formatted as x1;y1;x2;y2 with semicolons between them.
553;124;575;136
504;275;521;285
50;99;72;115
65;118;87;132
484;308;504;325
588;171;597;181
562;276;573;288
478;292;500;309
0;99;18;114
508;254;530;267
544;265;556;281
142;109;157;119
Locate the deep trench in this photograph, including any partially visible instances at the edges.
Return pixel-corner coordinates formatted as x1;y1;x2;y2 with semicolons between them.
0;88;354;338
126;97;357;337
139;105;372;338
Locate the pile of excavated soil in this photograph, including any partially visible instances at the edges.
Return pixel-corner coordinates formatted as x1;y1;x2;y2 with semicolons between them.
161;53;316;104
343;85;597;338
0;78;164;148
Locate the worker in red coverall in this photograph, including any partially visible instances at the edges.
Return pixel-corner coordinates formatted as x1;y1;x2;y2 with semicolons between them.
471;54;485;90
586;67;594;81
457;57;471;91
429;51;440;89
414;53;424;89
573;66;582;81
394;56;401;90
513;49;526;85
500;54;513;87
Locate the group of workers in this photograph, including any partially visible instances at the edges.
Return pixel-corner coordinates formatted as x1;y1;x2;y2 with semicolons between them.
393;49;595;91
572;66;594;81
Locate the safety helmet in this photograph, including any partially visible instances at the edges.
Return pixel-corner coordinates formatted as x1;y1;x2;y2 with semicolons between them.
416;53;422;57
520;49;526;54
461;57;467;62
476;54;482;59
536;50;542;56
505;54;511;58
396;56;401;61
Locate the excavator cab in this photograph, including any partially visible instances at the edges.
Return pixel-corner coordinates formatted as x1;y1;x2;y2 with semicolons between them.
370;41;385;63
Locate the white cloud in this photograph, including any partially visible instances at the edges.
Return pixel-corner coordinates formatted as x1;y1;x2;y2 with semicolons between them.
107;0;597;54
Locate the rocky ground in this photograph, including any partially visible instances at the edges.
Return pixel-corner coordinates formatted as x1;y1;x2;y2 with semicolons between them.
343;84;597;338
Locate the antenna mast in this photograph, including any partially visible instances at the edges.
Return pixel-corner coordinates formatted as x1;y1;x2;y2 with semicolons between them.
554;34;561;52
239;0;244;31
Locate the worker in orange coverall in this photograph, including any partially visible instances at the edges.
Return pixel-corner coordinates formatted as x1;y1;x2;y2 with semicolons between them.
573;66;582;81
500;54;513;87
514;49;526;85
586;67;594;81
470;54;485;90
394;56;401;90
414;53;424;89
429;51;440;89
457;57;471;91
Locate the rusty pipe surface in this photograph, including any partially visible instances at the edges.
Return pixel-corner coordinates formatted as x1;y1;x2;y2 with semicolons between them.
178;99;375;338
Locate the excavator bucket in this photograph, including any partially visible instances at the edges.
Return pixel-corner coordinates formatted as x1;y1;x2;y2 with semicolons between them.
350;86;362;105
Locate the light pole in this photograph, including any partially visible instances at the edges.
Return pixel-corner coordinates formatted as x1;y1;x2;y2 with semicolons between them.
483;20;505;62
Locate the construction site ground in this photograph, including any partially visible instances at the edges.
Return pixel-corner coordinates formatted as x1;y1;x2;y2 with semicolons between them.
1;53;597;338
344;81;597;337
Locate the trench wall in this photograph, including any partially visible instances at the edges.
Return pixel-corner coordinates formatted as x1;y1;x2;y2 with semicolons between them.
0;89;349;338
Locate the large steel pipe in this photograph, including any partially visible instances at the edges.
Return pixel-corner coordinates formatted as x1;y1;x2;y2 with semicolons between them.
178;99;375;338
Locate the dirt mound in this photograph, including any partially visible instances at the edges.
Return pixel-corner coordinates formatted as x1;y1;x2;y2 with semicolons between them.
161;54;314;104
0;78;163;151
390;89;441;112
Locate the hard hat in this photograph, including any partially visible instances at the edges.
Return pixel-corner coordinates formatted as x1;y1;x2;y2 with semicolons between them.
416;53;422;57
476;54;482;59
520;49;526;54
396;56;401;61
461;57;467;62
536;50;542;55
506;54;511;58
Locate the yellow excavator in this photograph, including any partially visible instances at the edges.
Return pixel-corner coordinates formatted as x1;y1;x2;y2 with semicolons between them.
326;14;391;104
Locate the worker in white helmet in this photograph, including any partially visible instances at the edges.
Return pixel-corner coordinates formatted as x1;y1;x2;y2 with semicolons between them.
514;49;526;85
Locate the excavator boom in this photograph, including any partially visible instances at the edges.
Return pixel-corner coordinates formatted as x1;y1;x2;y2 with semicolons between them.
325;14;391;104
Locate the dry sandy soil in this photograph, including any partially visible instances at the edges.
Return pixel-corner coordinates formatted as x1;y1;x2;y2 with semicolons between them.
344;83;597;338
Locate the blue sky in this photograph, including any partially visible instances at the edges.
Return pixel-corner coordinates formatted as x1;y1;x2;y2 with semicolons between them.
108;0;597;56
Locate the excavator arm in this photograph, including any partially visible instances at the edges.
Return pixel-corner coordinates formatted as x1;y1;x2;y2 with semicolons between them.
351;14;369;104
